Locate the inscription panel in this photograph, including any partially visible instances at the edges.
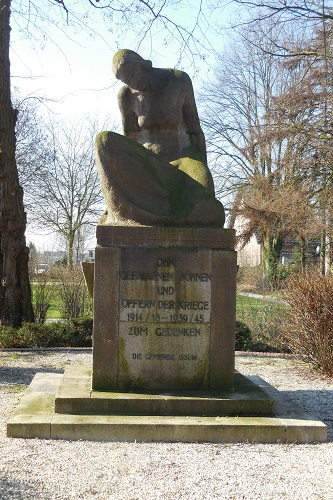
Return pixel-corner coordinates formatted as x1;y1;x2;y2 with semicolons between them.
118;249;212;390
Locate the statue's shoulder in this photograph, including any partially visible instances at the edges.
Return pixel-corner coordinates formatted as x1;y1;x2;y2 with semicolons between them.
118;85;133;106
118;85;133;104
169;69;193;90
171;69;191;81
118;85;135;115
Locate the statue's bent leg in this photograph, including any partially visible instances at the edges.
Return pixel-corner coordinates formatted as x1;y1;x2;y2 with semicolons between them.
95;131;174;225
170;147;225;227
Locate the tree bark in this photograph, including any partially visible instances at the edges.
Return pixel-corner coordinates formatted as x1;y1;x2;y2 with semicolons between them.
262;232;283;288
67;230;75;268
0;0;34;326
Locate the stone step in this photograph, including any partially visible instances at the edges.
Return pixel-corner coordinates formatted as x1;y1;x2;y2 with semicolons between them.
54;366;275;416
43;414;327;443
6;370;327;443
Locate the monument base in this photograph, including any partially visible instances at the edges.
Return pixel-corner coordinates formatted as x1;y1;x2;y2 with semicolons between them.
93;226;237;392
7;366;327;443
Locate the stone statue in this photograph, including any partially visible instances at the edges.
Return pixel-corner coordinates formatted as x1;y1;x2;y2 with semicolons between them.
95;49;225;227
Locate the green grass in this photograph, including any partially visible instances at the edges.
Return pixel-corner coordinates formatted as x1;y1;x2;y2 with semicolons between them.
31;278;92;321
236;294;289;352
31;282;63;319
236;295;282;315
236;294;288;323
47;298;62;319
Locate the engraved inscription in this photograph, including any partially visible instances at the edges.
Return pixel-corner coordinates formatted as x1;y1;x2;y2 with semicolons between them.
118;250;212;389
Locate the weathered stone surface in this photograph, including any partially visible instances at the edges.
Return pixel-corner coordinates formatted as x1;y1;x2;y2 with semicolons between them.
95;49;224;227
7;371;327;443
92;246;119;389
96;226;235;249
81;262;94;298
55;367;275;416
7;373;63;439
92;226;236;391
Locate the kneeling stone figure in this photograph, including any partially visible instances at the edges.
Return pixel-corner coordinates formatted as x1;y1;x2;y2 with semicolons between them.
95;49;225;227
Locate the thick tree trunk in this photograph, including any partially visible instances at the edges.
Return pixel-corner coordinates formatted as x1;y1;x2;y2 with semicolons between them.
0;1;34;326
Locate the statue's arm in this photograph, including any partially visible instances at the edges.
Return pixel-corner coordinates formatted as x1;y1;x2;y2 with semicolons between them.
118;86;139;140
182;74;207;164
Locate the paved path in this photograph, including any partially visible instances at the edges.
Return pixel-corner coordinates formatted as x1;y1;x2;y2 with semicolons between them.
238;291;287;303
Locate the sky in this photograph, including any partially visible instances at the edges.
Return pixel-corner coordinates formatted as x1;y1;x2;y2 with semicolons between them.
9;0;237;250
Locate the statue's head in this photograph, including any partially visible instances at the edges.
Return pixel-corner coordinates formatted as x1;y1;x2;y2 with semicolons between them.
112;49;152;91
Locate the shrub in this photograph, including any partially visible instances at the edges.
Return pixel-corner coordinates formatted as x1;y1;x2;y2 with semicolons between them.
237;263;299;294
67;318;93;347
57;265;92;319
0;320;92;348
274;263;298;286
236;295;287;352
237;265;265;293
283;273;333;376
235;321;252;351
32;275;54;323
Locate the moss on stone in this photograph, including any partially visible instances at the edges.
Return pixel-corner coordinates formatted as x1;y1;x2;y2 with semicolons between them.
112;49;143;73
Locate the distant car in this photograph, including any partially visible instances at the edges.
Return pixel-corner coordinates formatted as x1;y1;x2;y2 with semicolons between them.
35;264;50;275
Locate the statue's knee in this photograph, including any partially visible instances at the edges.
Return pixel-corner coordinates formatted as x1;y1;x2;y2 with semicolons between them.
96;131;122;148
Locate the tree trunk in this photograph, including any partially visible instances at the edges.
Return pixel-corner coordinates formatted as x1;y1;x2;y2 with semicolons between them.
0;1;34;326
67;231;75;268
262;232;283;289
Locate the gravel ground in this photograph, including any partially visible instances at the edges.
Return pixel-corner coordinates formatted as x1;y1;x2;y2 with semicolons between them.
0;349;332;499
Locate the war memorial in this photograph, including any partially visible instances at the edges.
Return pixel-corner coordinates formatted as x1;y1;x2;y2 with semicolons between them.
7;50;327;442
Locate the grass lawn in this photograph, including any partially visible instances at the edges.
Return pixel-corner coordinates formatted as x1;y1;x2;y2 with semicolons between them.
236;293;289;351
31;279;92;321
31;282;63;319
236;294;284;315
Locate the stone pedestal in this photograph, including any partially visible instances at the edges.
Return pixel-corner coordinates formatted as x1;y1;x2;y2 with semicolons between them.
92;226;236;391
